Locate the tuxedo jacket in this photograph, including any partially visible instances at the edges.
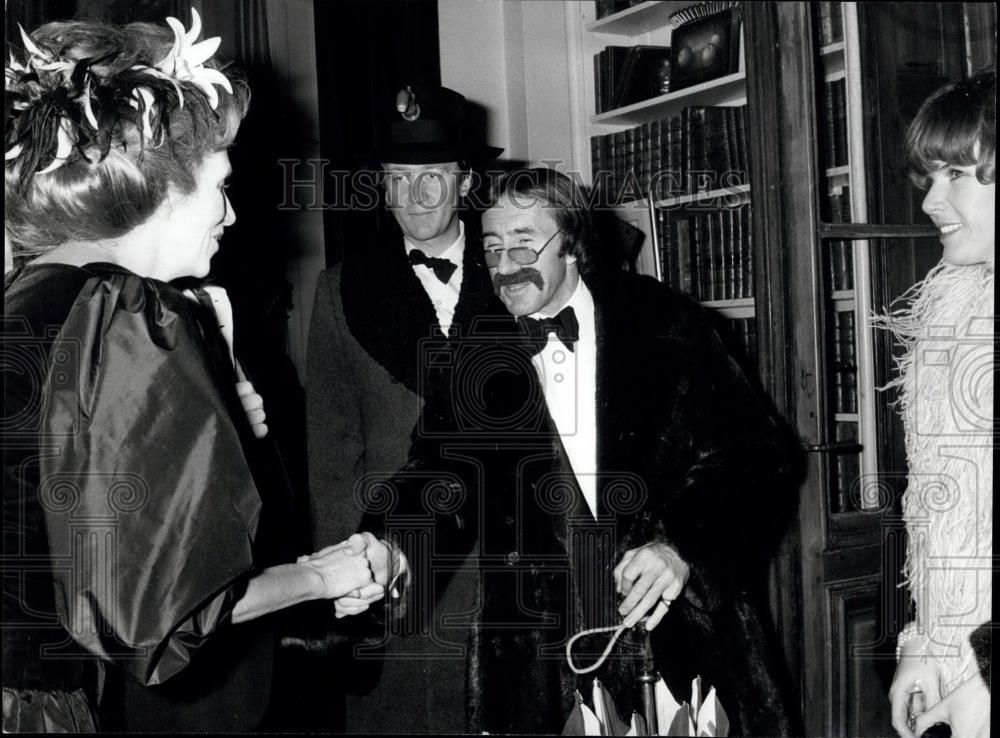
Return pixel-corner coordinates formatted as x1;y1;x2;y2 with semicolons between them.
378;268;805;734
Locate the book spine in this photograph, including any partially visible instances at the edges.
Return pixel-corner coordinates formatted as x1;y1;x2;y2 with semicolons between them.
743;203;755;298
831;1;844;43
675;217;691;293
691;214;704;299
594;51;603;114
833;309;845;413
670;115;683;196
682;107;692;195
824;81;836;171
722;208;734;300
844;310;857;413
715;210;727;300
729;207;747;297
736;105;748;184
832;78;848;167
705;211;718;301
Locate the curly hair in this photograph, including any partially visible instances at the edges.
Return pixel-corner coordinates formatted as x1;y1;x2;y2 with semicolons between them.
486;168;597;278
906;65;996;188
4;18;249;257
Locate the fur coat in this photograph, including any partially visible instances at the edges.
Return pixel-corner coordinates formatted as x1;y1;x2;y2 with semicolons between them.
370;269;804;734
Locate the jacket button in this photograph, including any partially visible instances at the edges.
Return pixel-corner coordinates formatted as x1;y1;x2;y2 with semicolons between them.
506;551;520;565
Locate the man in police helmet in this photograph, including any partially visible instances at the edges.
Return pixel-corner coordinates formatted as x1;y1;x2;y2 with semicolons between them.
305;84;502;733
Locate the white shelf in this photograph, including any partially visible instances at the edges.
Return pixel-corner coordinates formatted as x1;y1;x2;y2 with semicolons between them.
826;165;850;178
586;1;694;36
591;72;746;125
831;292;856;309
703;298;756;320
834;413;860;423
654;183;750;208
821;41;845;77
821;41;845;57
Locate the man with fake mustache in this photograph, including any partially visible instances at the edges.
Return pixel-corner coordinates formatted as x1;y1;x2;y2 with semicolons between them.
452;167;804;734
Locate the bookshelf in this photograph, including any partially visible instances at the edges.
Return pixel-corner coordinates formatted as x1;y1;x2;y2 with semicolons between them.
572;1;755;362
590;72;746;125
815;1;879;517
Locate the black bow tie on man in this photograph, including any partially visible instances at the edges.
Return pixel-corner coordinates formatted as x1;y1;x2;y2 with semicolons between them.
408;248;458;284
518;306;579;355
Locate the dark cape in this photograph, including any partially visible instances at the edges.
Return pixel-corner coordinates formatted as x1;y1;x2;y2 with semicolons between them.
366;268;804;734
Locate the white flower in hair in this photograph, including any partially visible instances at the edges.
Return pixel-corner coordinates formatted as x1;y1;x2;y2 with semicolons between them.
37;116;77;174
150;9;233;110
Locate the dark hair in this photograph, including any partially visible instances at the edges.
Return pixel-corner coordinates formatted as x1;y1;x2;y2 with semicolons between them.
487;168;597;277
906;65;996;188
4;18;249;257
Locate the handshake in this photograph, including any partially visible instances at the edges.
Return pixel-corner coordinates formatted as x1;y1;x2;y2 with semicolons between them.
297;532;409;618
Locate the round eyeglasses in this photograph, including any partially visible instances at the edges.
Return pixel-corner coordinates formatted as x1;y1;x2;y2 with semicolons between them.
483;229;563;268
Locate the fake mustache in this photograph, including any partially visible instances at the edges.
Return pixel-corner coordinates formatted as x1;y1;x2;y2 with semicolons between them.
493;269;544;293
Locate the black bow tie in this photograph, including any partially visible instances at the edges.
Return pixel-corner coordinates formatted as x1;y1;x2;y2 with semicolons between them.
408;249;457;284
519;306;579;355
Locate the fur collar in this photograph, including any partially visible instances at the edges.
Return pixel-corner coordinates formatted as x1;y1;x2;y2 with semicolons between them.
340;214;495;394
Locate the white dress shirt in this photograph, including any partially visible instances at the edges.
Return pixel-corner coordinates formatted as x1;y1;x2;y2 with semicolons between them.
530;278;598;517
404;221;464;334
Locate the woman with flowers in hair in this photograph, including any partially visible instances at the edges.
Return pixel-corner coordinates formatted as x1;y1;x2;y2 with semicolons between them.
882;66;994;738
2;13;386;732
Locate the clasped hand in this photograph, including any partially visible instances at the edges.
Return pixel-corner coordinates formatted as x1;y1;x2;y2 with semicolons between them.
614;541;690;631
298;532;407;618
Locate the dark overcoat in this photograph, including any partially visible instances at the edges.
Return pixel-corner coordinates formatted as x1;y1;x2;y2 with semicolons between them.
376;268;803;735
304;215;494;733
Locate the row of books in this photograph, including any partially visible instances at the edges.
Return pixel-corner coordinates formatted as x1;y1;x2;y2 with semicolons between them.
821;78;849;169
831;309;857;414
726;316;758;366
594;45;671;113
595;0;645;20
816;2;844;47
826;241;855;292
591;105;750;202
826;183;852;224
831;421;861;513
653;203;754;301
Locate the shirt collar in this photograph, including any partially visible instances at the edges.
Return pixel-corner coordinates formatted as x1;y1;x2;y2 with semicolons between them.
532;275;593;322
404;220;465;266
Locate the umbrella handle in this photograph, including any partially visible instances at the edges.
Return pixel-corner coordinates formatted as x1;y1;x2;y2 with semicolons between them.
637;627;657;734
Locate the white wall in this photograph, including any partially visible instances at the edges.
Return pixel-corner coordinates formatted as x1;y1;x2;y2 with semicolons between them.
438;0;577;171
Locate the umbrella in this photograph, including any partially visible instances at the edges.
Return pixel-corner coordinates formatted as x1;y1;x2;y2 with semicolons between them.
563;620;729;736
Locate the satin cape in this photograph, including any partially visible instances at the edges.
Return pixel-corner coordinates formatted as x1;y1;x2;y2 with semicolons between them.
38;268;261;687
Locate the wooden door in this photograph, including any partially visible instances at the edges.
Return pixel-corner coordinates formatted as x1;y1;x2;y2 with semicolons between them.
744;2;976;734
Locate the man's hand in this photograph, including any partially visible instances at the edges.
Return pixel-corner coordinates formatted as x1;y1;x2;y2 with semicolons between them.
613;542;690;630
912;673;990;738
236;380;268;438
299;537;376;600
302;532;409;618
888;640;942;738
